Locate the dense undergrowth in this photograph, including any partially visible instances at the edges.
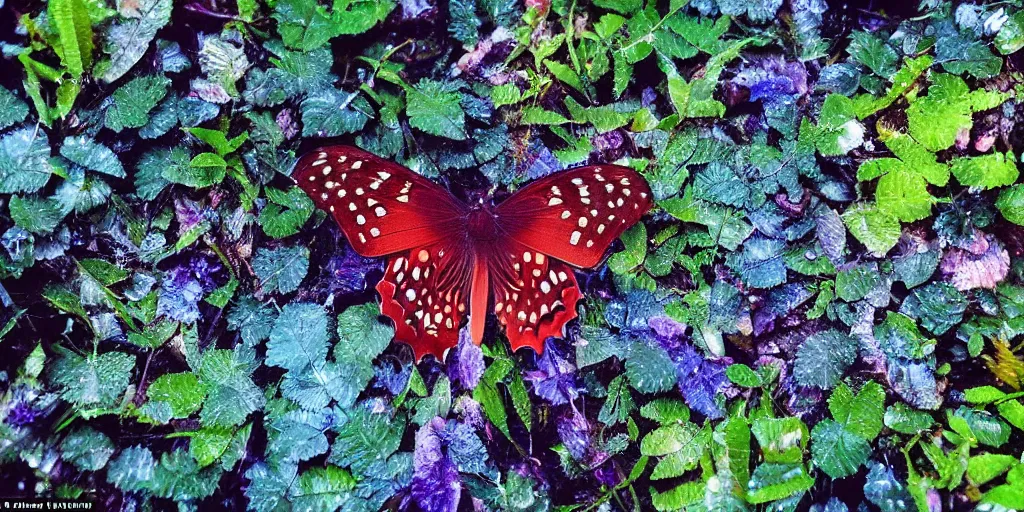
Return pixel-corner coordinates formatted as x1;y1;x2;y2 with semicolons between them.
2;0;1024;510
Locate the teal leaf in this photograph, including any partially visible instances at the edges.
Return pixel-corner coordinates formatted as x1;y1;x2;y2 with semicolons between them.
198;347;265;427
301;88;373;138
0;86;29;130
267;303;329;374
104;75;171;132
0;127;53;194
793;329;857;389
99;0;172;82
253;245;309;295
625;341;677;394
60;136;125;178
50;348;135;407
60;427;115;471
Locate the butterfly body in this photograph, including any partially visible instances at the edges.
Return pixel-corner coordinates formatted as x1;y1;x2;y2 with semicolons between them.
295;146;652;360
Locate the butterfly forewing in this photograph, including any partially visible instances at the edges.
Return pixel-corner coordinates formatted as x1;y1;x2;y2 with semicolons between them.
295;146;467;257
494;165;653;268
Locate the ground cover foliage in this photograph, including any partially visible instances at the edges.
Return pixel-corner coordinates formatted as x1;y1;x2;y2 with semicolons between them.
1;0;1024;510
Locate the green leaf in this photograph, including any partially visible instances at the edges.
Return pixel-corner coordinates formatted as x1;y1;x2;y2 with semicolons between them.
273;0;339;50
448;0;480;46
406;79;467;139
253;245;309;295
104;75;171;132
145;372;205;419
651;481;704;511
9;196;64;234
726;364;762;388
334;303;394;365
967;453;1018;486
291;466;356;511
847;30;897;77
900;282;966;336
185;127;248;157
198;347;265;427
811;419;871;478
599;375;635;426
0;86;29;130
490;83;522;108
520;106;570;125
608;223;647;273
189;427;233;467
842;203;900;256
545;60;586;95
875;169;934;222
60;136;125;177
0;127;53;194
157;151;220;189
906;74;1009;151
640;399;690;424
98;0;172;82
412;375;451;426
329;408;404;473
79;258;129;286
835;264;881;302
997;184;1024;226
667;73;725;119
727;235;787;289
884;402;934;434
260;187;314;238
793;329;857;390
829;381;885;441
948;407;1011;448
49;0;95;78
134;147;181;199
751;417;808;464
594;0;641;14
746;463;815;504
641;422;709;479
996;11;1024;54
950;152;1020;190
874;312;934;360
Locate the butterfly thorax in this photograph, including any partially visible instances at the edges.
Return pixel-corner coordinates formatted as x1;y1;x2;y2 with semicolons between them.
466;205;500;242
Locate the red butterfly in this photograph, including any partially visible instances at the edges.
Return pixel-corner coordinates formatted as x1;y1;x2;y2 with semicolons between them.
295;146;653;360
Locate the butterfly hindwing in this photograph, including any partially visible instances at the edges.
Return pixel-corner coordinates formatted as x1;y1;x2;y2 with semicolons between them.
494;165;653;268
295;146;467;257
490;244;581;352
377;244;471;360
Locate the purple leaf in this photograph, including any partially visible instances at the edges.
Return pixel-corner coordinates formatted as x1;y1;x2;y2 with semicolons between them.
940;233;1009;290
524;340;579;405
672;343;729;419
648;315;686;340
325;244;380;294
556;407;591;460
412;418;462;512
448;329;484;389
157;266;203;323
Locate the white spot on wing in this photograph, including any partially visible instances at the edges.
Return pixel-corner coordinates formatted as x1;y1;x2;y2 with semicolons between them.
569;231;581;245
